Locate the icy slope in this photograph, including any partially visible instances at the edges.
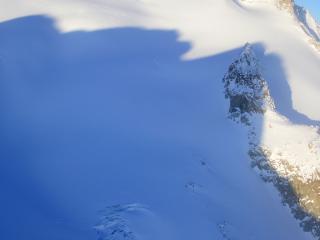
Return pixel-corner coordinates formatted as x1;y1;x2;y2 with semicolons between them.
0;0;319;240
294;5;320;42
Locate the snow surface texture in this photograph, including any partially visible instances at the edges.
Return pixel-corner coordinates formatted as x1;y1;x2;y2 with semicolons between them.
94;204;151;240
224;43;320;238
0;0;319;240
94;204;140;240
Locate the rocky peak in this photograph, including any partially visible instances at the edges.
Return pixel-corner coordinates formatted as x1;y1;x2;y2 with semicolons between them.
239;0;294;13
223;43;274;124
277;0;294;12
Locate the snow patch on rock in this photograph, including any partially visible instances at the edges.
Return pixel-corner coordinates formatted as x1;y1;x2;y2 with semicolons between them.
224;43;320;237
223;43;274;124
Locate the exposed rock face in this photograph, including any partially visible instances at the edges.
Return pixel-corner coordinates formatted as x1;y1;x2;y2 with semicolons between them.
223;43;274;124
224;43;320;239
240;0;294;12
250;145;320;238
277;0;294;12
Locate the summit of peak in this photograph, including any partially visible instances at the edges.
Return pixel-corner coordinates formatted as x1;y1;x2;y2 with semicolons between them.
237;43;259;75
240;0;294;12
223;43;275;124
277;0;294;11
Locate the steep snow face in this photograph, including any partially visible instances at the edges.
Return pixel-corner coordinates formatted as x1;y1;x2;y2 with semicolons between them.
294;5;320;42
260;112;320;182
243;0;320;42
294;5;320;52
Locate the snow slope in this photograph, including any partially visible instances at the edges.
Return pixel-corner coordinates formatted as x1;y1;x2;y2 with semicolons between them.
0;0;319;120
0;0;319;239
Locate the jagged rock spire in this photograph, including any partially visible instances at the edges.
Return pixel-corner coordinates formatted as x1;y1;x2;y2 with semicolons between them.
223;43;274;124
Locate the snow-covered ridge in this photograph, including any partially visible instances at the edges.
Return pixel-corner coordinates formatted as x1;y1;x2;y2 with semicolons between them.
241;0;320;52
224;43;320;237
294;5;320;42
224;43;320;182
252;111;320;236
294;5;320;52
240;0;294;11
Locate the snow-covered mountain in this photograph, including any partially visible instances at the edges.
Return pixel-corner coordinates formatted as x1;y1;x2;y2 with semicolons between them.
224;42;320;237
0;0;320;240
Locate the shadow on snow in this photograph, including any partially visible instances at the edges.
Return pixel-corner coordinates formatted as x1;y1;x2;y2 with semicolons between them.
0;15;317;240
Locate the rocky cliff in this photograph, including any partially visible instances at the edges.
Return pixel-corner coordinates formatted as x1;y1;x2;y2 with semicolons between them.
224;43;320;239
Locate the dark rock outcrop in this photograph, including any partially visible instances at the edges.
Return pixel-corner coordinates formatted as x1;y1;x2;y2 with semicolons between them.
223;43;274;124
